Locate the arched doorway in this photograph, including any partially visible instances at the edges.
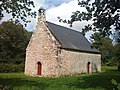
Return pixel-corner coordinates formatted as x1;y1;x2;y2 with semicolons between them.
37;62;42;75
87;62;90;74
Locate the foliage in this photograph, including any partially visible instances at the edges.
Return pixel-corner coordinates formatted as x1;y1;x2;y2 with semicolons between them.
111;79;120;90
58;0;120;68
0;0;36;25
0;63;24;73
112;43;120;70
90;33;114;65
0;66;120;90
0;21;32;72
59;0;120;37
90;32;120;67
101;66;117;72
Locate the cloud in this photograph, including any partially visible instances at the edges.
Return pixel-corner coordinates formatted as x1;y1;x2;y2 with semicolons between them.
45;0;87;30
32;0;44;11
44;0;72;9
1;0;84;31
32;0;73;10
45;0;92;40
27;0;82;31
46;0;82;20
1;0;92;40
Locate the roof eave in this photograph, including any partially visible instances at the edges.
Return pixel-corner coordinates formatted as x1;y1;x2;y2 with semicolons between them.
59;47;101;54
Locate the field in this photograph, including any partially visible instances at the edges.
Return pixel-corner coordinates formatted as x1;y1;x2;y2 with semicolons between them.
0;66;120;90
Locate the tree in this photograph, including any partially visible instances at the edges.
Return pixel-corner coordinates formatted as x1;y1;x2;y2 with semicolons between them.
59;0;120;70
0;0;36;25
59;0;120;37
91;32;113;65
0;21;32;64
112;43;120;70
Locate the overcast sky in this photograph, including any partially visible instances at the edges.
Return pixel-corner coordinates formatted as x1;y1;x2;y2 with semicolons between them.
1;0;92;40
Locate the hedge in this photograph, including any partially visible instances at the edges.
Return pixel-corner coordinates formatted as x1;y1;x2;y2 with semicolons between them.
0;63;24;73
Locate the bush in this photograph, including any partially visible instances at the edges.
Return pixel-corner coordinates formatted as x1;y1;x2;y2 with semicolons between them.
111;79;120;90
0;63;24;73
106;60;117;66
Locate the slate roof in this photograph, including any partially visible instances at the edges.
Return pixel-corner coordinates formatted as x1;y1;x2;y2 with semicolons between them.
46;21;100;54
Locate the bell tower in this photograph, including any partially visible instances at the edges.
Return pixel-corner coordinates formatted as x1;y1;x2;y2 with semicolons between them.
38;7;46;22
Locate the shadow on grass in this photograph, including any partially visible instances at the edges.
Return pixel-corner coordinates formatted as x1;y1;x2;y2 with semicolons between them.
0;78;49;90
0;70;120;90
67;71;120;90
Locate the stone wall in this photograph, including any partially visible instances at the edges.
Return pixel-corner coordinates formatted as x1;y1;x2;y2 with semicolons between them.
25;20;60;77
25;11;101;77
58;49;101;76
25;19;101;77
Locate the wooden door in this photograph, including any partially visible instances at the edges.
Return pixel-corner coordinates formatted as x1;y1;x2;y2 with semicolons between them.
87;62;90;74
37;62;42;75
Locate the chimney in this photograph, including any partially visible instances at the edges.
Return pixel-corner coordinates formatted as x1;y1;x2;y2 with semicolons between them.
38;7;46;22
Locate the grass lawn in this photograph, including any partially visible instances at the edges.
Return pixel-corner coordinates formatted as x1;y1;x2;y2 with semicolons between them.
0;66;120;90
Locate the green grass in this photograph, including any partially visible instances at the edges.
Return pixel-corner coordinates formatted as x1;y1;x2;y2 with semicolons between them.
0;66;120;90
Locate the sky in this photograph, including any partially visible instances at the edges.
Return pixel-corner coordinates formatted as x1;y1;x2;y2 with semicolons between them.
28;0;86;31
1;0;92;40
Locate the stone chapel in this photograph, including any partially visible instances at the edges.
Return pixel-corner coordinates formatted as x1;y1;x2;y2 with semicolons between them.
24;7;101;77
